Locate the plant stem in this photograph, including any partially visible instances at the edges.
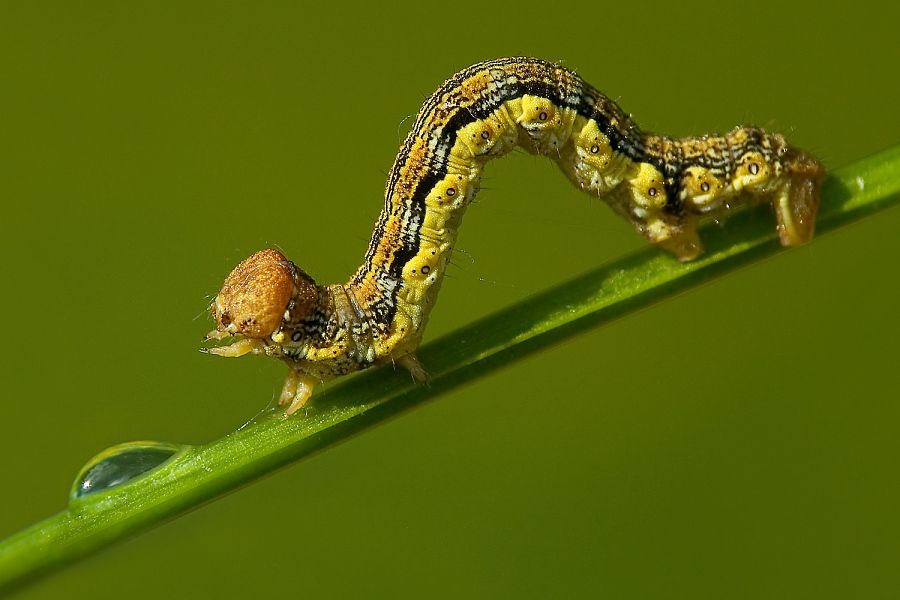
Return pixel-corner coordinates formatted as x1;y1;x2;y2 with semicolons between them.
2;145;899;593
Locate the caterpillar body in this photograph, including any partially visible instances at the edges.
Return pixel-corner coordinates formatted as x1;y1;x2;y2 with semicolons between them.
206;57;824;415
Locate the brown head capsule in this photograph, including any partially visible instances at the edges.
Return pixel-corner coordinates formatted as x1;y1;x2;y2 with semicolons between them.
210;248;318;341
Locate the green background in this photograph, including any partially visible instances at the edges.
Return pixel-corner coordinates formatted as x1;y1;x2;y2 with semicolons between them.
2;2;899;598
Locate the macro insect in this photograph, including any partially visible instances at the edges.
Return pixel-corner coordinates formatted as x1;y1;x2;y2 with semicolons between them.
205;57;824;415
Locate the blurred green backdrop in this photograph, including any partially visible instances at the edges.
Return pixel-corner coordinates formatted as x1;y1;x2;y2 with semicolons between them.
2;1;899;598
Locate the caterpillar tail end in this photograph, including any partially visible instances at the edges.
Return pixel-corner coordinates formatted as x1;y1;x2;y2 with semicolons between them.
774;152;825;247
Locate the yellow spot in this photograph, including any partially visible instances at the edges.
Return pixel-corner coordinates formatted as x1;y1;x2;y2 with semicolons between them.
518;95;558;127
733;151;773;192
456;111;516;158
402;254;436;283
425;176;468;210
682;166;724;211
627;162;666;209
461;119;493;157
514;96;577;154
575;119;613;170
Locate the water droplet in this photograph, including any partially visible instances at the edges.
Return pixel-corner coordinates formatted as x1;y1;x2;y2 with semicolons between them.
71;441;188;500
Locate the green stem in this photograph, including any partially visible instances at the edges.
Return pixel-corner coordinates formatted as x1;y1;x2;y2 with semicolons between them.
2;146;899;592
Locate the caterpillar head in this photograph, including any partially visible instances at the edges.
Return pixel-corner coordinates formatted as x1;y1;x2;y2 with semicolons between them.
206;248;319;356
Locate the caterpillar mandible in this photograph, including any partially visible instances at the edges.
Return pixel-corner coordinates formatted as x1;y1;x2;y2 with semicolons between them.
205;57;825;415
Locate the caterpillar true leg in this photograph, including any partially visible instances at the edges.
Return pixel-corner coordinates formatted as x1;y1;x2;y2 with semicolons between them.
205;58;824;414
279;369;317;416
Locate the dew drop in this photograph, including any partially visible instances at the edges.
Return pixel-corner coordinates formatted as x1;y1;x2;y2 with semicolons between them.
71;441;188;500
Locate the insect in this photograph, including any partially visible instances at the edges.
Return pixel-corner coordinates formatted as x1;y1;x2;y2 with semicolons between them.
205;57;824;415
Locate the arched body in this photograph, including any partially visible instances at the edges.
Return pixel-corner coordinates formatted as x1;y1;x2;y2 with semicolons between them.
207;57;824;414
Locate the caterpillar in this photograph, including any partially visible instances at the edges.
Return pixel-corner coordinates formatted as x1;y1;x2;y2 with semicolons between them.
205;57;824;415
